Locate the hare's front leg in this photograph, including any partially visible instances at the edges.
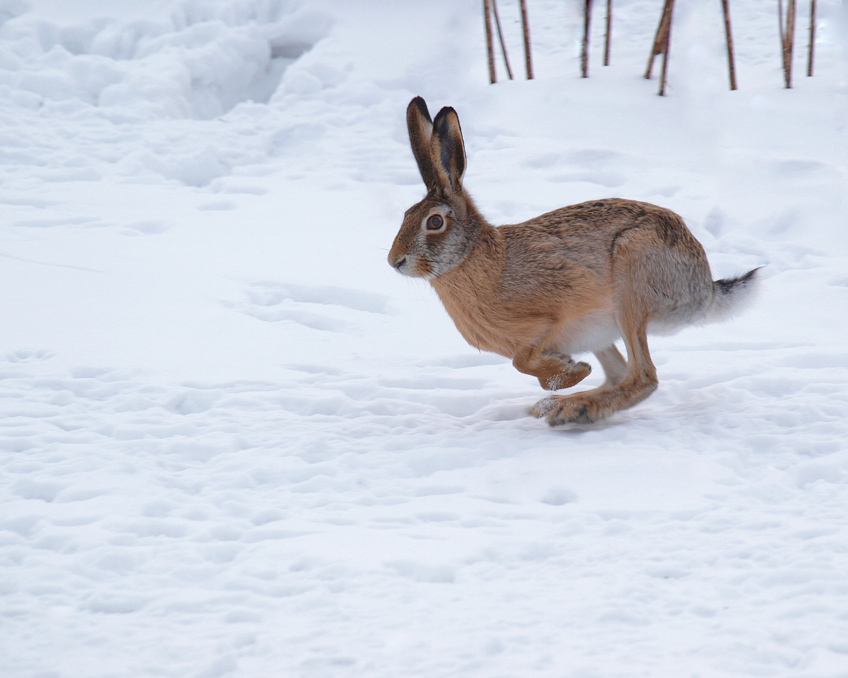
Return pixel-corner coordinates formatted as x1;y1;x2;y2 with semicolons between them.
513;344;591;391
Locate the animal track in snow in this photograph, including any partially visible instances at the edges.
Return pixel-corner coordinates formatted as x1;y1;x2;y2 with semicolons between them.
197;200;237;211
13;216;102;229
523;148;630;188
124;220;170;235
233;281;391;331
769;158;841;181
2;350;54;364
418;354;509;369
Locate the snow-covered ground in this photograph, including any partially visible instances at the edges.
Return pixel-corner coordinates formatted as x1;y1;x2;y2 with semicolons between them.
1;0;847;676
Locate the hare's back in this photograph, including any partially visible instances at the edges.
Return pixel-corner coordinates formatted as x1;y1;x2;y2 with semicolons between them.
498;199;659;274
498;197;709;301
510;198;705;259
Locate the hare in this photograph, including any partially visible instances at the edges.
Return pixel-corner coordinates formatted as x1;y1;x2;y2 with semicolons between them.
388;97;758;425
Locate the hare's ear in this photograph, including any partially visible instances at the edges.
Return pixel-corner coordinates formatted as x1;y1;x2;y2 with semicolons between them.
431;106;466;192
407;97;438;189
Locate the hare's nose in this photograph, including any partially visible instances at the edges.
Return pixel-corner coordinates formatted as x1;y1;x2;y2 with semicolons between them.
389;254;407;270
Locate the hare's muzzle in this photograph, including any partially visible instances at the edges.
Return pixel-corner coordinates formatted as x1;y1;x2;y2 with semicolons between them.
388;250;407;272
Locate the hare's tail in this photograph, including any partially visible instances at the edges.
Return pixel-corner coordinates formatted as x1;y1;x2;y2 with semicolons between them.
703;267;761;324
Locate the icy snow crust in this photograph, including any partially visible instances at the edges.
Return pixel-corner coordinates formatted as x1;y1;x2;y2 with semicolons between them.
1;0;847;676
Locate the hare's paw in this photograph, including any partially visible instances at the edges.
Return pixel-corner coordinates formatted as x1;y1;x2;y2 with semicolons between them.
538;359;592;391
530;396;558;419
531;394;600;425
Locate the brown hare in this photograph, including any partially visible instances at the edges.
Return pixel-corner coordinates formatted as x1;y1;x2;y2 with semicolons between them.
388;97;758;425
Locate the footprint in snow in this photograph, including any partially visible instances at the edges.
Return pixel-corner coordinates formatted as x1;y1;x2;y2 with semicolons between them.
197;200;237;211
418;353;508;369
2;349;54;364
769;158;840;180
124;220;170;235
547;170;626;188
231;281;391;332
13;216;101;229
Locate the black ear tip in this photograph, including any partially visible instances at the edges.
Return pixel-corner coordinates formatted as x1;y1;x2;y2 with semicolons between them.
433;106;456;121
433;106;461;133
408;96;432;122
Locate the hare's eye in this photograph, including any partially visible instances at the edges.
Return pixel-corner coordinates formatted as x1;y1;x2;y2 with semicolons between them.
426;214;444;231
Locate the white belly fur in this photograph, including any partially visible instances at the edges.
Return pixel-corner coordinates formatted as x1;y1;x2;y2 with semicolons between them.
555;310;694;356
555;309;621;355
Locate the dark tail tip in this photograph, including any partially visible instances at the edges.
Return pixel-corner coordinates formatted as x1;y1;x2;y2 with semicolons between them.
715;266;761;295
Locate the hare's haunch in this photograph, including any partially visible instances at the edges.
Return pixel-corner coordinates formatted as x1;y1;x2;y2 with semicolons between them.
388;97;758;425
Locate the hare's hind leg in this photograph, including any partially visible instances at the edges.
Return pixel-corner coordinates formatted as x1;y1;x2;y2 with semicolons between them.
531;318;658;424
594;345;627;388
531;227;678;424
513;343;592;391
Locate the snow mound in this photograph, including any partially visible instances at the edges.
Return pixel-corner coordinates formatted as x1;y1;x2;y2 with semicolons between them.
1;0;331;119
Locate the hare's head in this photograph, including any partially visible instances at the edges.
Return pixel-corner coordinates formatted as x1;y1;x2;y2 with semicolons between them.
388;97;482;279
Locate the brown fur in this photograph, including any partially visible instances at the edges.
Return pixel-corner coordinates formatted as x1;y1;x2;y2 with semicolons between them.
389;97;758;424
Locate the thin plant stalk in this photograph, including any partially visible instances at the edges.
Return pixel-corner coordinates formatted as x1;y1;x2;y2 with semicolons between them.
582;0;593;78
491;0;514;80
658;1;674;96
779;0;797;88
645;0;675;95
807;0;816;77
645;0;672;79
721;0;737;90
483;0;496;84
604;0;612;66
519;0;534;79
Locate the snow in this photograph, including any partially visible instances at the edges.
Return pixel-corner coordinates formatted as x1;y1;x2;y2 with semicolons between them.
1;0;847;676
